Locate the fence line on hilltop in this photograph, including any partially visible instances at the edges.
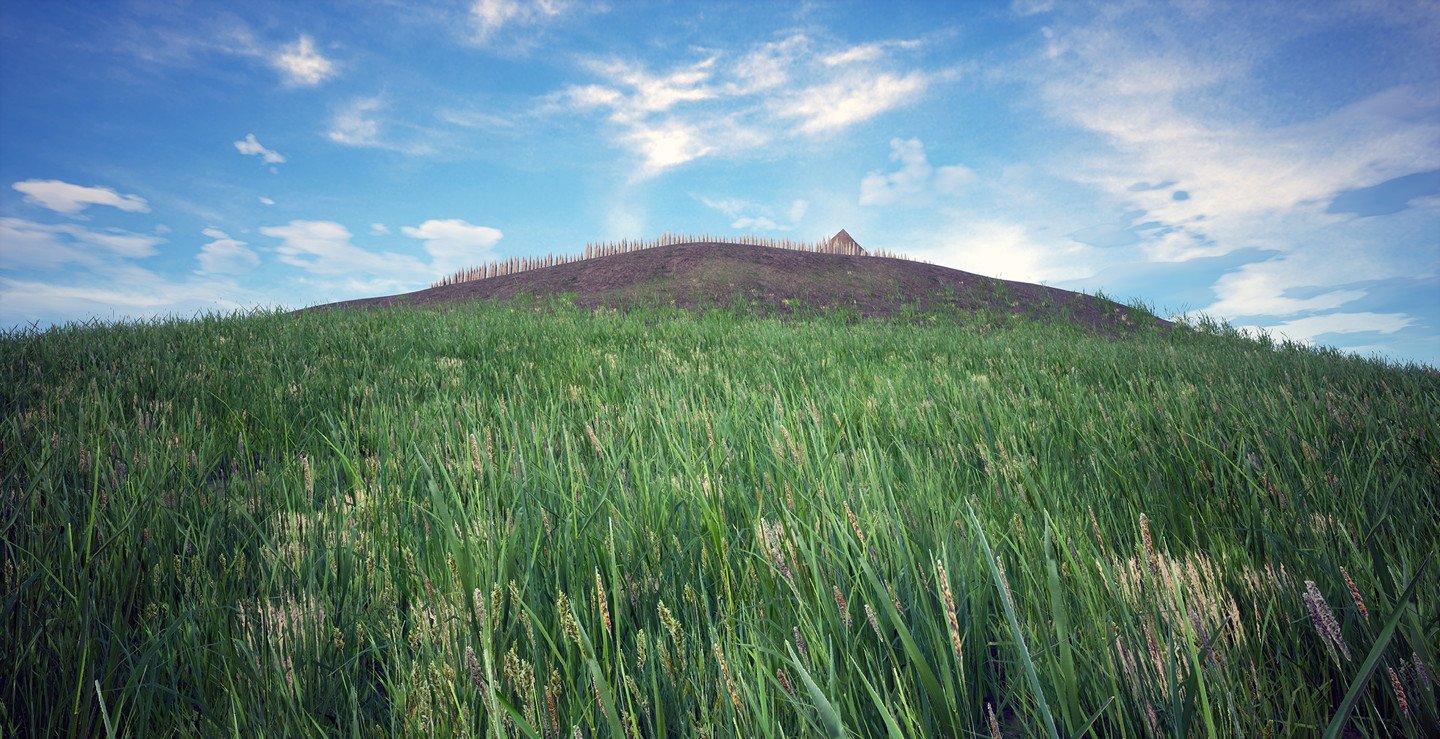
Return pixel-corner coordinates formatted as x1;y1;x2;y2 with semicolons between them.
430;232;912;288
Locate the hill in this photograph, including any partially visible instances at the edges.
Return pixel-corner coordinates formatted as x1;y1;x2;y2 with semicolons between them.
5;261;1436;736
316;239;1161;332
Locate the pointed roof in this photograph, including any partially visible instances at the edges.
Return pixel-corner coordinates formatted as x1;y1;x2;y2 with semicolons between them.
828;229;866;255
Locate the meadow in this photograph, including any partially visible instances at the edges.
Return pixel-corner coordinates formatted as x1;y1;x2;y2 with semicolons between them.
2;301;1436;737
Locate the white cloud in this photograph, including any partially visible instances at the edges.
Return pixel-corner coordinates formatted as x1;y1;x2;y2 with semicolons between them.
624;121;716;172
195;228;259;275
327;97;437;155
469;0;591;48
261;220;429;277
1204;256;1370;318
0;220;263;326
234;134;287;165
909;220;1098;283
259;196;275;205
400;219;503;272
12;179;150;215
780;70;929;135
556;34;943;175
0;269;261;325
570;57;719;122
0;217;163;269
819;38;922;68
859;138;974;206
1011;0;1055;16
1249;312;1416;344
934;165;977;194
271;35;335;87
328;97;384;147
788;199;810;224
696;195;809;232
726;35;809;95
731;216;781;231
820;43;887;67
369;223;390;235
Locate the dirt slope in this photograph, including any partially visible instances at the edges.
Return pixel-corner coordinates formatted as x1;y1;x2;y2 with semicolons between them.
313;242;1162;332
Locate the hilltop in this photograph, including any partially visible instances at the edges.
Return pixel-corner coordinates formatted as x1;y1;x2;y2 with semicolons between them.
316;234;1160;333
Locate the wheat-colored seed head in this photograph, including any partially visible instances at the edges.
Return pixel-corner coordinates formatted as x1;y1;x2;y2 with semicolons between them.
714;642;742;710
1387;666;1409;714
595;569;611;634
1340;567;1368;620
832;585;851;628
935;559;963;661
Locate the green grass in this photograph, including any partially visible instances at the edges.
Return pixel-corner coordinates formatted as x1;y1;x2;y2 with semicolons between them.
2;302;1437;737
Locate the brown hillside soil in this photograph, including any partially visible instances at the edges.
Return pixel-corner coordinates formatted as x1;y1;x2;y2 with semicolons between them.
313;242;1164;333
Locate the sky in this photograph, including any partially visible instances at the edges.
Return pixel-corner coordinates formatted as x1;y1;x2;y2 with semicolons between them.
1;1;1437;366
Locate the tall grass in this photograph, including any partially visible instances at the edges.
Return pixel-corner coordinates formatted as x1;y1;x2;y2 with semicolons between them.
2;303;1436;736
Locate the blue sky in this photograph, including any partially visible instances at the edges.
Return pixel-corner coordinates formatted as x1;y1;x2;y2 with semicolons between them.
2;1;1437;365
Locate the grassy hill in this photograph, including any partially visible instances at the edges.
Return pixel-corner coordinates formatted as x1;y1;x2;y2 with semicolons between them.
3;299;1437;736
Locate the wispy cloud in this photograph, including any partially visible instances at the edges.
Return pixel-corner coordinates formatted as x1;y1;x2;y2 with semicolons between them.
271;34;336;87
778;70;929;135
819;39;922;67
0;269;260;324
0;218;261;325
234;133;287;165
1248;311;1416;345
260;218;503;283
261;220;427;277
327;97;438;155
858;138;974;206
12;180;150;216
468;0;600;50
0;217;162;269
195;228;260;275
695;195;810;232
107;10;339;90
555;33;942;175
1014;2;1440;327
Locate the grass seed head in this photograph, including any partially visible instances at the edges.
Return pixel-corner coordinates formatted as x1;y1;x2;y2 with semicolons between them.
776;668;795;698
1301;580;1350;661
832;584;851;628
713;642;741;710
1140;514;1158;579
595;569;611;633
300;454;313;497
935;559;963;660
1414;652;1432;690
464;645;486;692
864;603;882;639
1387;666;1409;714
557;591;581;647
1340;567;1368;620
1089;507;1106;556
844;501;866;548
